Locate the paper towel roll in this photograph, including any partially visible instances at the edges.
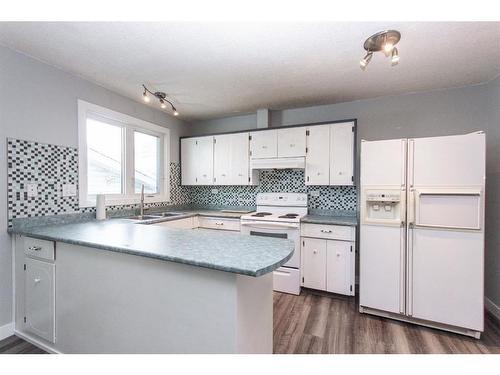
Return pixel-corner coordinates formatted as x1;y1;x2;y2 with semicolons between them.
96;194;106;220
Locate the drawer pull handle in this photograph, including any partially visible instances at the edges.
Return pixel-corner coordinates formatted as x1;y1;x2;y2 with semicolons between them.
313;250;318;254
215;222;224;225
320;229;332;233
28;246;42;251
34;278;41;284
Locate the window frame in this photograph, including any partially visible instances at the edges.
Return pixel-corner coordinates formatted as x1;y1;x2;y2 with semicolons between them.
78;100;170;207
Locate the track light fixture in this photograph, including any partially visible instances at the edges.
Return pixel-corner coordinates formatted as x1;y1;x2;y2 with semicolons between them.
142;84;179;116
359;30;401;70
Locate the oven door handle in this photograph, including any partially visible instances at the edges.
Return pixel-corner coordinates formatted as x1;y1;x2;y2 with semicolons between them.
240;221;299;229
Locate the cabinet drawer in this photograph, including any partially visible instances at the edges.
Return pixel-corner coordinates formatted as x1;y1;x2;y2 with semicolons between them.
273;267;301;295
301;223;354;241
198;217;241;231
154;217;194;229
24;237;55;261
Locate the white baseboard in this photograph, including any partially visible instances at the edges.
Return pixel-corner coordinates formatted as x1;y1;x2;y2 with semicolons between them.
485;297;500;322
0;322;15;341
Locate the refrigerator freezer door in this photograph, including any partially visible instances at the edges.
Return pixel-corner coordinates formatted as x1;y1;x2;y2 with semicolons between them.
360;225;406;314
409;228;484;331
361;138;407;186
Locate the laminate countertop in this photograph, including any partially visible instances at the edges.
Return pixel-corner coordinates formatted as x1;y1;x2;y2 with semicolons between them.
9;218;294;277
301;210;358;226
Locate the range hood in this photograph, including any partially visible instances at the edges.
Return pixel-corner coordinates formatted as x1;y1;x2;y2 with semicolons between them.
250;157;305;170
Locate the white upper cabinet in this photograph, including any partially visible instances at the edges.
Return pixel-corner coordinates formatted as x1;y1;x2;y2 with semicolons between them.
180;138;197;185
305;125;330;185
277;127;307;157
181;136;214;185
250;130;278;159
214;133;250;185
330;122;354;185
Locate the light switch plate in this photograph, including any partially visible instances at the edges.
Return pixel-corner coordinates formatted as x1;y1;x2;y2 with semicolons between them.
211;189;219;194
27;183;38;198
310;190;320;197
62;184;77;197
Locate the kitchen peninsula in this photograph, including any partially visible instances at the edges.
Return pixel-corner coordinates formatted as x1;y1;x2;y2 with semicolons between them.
10;218;294;354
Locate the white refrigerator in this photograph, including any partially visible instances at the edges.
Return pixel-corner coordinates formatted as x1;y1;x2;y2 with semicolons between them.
359;132;485;338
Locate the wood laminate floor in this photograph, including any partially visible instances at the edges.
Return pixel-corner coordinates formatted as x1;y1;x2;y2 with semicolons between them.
2;288;499;354
273;289;500;354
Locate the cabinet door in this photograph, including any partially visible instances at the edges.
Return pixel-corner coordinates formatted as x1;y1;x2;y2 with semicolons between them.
213;134;232;185
214;133;250;185
305;125;330;185
180;138;197;185
25;258;55;343
301;238;327;290
196;136;214;185
250;130;277;159
330;122;354;185
277;127;307;157
230;133;250;185
326;240;352;295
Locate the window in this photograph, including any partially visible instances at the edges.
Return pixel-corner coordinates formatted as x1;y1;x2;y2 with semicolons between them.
78;100;170;207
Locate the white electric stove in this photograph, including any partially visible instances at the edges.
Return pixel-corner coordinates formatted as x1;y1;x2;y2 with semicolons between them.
240;193;308;295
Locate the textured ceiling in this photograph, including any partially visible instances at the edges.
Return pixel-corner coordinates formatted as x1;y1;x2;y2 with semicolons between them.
0;22;499;121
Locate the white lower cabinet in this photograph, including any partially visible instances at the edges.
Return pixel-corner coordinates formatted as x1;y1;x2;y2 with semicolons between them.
301;238;327;290
301;224;355;296
24;257;56;343
326;240;352;295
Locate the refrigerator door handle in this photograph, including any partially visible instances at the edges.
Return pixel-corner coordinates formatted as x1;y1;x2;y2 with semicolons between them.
399;225;406;314
408;188;416;227
407;226;414;317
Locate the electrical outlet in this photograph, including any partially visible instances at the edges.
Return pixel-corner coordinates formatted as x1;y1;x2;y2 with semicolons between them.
27;183;38;198
62;184;77;197
310;190;320;197
211;189;219;194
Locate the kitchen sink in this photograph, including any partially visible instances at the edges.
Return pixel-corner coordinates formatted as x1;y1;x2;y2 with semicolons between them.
126;215;163;221
158;212;184;217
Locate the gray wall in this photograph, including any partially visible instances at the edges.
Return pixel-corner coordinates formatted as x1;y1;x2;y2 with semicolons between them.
0;46;191;327
190;78;500;308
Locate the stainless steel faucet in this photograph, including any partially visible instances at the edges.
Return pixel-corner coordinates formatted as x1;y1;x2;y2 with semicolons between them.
140;184;145;218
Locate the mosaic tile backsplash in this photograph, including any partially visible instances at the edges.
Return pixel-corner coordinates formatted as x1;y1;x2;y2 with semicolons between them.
7;138;356;225
187;169;357;210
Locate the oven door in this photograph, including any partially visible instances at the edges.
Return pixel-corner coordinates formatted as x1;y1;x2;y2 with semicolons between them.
240;221;300;268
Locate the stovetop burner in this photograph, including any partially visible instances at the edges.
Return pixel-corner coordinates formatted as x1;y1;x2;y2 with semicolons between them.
278;213;299;218
251;212;273;217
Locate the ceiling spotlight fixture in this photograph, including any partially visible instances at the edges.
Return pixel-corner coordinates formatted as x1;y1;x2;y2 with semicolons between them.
142;84;179;116
360;30;401;70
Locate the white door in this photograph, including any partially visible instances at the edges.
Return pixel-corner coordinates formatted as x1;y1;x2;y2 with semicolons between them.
301;238;327;290
305;125;330;185
213;134;232;185
250;130;277;159
180;138;197;185
360;138;407;314
409;228;484;331
25;258;55;343
408;132;485;331
330;122;354;185
361;138;407;186
196;136;214;185
410;132;485;187
229;133;250;185
277;127;307;157
360;225;405;314
326;240;352;295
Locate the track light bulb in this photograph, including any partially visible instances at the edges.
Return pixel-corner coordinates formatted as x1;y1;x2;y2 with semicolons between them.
391;48;400;66
359;52;373;70
173;109;179;116
143;91;150;103
383;42;394;56
160;99;167;109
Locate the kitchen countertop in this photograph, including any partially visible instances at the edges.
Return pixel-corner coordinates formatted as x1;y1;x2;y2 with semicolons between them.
301;209;358;226
9;218;294;277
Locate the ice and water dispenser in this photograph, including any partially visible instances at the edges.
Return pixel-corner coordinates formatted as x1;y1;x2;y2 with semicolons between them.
363;189;402;225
